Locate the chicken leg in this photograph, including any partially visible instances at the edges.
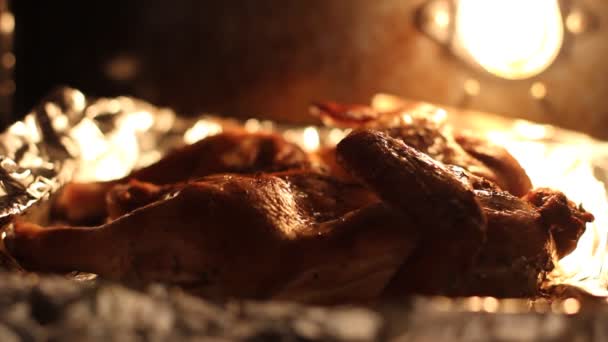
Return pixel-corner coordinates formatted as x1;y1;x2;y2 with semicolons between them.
5;171;417;304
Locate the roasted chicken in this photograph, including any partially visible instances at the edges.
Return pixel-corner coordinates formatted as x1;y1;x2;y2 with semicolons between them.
4;123;593;302
7;171;413;303
54;130;311;223
311;102;533;196
337;130;592;297
56;101;533;225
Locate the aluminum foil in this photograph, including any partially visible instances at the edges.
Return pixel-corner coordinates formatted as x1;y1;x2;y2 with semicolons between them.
0;87;239;223
1;86;608;340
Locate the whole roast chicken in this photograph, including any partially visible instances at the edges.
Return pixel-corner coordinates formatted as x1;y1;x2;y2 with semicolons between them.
3;102;594;304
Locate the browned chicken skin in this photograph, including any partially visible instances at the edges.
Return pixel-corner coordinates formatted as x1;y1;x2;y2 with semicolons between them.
6;171;413;303
337;130;592;297
312;102;533;196
55;130;311;223
465;186;592;297
105;180;175;220
3;114;594;302
336;129;486;295
455;133;533;199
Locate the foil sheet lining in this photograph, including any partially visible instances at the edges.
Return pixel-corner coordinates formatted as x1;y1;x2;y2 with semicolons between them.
0;87;240;223
1;86;608;319
0;88;82;222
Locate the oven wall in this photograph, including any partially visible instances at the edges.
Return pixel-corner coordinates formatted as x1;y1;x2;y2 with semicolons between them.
13;0;608;139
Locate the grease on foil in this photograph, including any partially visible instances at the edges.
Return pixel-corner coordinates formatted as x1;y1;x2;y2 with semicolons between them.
0;87;607;303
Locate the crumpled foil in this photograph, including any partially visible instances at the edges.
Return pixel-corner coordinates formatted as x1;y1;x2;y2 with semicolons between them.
1;86;608;341
0;87;237;224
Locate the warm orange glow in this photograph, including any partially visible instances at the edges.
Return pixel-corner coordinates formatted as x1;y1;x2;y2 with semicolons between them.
372;94;405;112
1;53;15;69
566;9;586;34
463;78;480;96
530;82;547;99
302;126;321;151
455;0;564;79
0;12;14;34
485;121;608;296
433;10;450;29
562;298;581;314
183;120;223;145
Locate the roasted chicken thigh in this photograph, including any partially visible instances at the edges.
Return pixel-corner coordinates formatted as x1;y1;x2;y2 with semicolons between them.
7;171;412;303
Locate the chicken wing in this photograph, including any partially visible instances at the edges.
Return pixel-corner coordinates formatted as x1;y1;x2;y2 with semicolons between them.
336;129;486;295
455;133;532;199
312;102;532;196
336;130;593;297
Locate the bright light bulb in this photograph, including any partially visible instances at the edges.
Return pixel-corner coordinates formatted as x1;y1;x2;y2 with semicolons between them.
455;0;564;79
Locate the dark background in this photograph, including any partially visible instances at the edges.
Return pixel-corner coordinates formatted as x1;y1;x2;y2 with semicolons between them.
12;1;608;138
13;2;141;113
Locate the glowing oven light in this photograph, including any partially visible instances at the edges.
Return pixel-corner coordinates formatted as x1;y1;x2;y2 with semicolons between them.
454;0;564;80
